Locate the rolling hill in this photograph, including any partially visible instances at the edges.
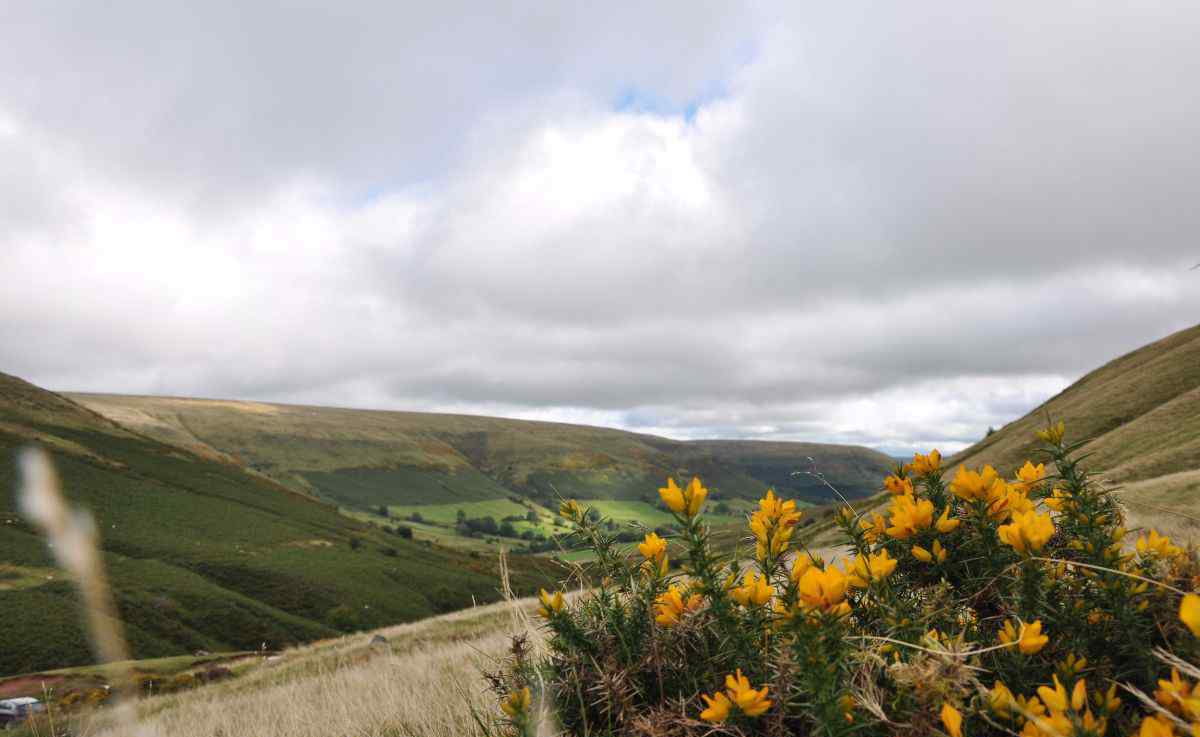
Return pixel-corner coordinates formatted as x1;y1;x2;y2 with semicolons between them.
949;322;1200;539
0;372;557;676
68;394;894;509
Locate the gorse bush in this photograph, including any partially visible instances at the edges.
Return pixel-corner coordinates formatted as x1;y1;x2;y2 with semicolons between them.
485;423;1200;736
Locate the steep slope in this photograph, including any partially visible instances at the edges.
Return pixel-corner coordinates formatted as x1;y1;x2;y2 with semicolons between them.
949;322;1200;538
0;373;555;676
69;394;895;506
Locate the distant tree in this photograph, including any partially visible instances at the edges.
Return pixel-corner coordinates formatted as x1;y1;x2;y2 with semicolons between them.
396;525;413;539
986;426;997;437
348;536;362;551
409;512;424;523
377;505;389;518
456;509;467;524
499;521;517;538
526;510;539;524
462;516;499;536
714;501;732;516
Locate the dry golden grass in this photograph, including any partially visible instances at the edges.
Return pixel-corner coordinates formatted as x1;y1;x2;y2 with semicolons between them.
79;597;544;737
1116;468;1200;543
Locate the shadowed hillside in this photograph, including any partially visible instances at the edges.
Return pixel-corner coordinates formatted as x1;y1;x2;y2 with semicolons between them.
949;322;1200;539
69;394;894;507
0;372;556;676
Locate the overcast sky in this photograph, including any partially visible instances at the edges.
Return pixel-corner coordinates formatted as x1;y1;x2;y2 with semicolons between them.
2;2;1199;454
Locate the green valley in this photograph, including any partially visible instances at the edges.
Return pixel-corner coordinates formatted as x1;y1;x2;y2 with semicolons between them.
0;372;558;676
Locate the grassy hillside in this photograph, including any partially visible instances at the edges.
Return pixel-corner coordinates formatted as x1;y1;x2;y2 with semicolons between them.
69;394;894;512
0;372;557;676
949;322;1200;539
3;596;547;737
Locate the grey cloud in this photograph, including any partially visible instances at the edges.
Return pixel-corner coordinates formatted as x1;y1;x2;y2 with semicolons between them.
0;0;756;209
2;2;1199;452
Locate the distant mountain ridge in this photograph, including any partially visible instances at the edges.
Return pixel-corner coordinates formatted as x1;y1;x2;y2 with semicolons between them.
69;394;894;508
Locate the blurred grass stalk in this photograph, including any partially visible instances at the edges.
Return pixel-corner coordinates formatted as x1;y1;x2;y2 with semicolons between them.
18;446;145;736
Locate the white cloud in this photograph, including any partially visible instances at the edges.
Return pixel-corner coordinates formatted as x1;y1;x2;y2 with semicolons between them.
2;1;1199;452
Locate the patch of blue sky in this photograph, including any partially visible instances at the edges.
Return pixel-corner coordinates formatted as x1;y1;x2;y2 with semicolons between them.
612;37;757;122
612;79;729;123
353;175;440;208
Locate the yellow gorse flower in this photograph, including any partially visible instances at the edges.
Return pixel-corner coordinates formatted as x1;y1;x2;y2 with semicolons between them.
884;474;914;496
637;532;669;576
910;449;942;476
731;571;774;607
790;553;822;583
1037;675;1070;712
838;693;856;723
1043;486;1071;512
559;499;583;521
654;583;703;627
797;565;851;616
940;703;963;737
638;531;667;561
700;670;772;722
1135;714;1177;737
912;539;948;564
699;690;732;723
936;505;961;533
1181;594;1200;637
1153;668;1200;719
998;510;1055;554
845;549;898;588
537;588;565;619
1014;460;1046;491
1036;420;1066;445
949;464;1032;522
989;681;1015;715
500;686;531;718
950;464;1002;501
860;512;887;542
999;618;1049;655
1137;529;1183;558
749;489;803;560
757;488;798;520
658;477;708;517
1022;675;1106;737
997;486;1035;520
885;493;935;539
724;669;772;717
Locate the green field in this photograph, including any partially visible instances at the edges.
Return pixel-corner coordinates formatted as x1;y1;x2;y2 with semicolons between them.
390;498;554;528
